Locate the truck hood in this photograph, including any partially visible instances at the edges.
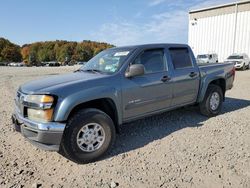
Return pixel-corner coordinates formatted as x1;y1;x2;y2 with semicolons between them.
20;72;108;94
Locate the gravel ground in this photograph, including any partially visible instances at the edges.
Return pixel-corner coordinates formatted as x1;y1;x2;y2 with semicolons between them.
0;66;249;188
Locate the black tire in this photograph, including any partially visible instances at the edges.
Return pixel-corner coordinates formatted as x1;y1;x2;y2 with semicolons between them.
241;64;246;71
60;108;116;164
199;84;223;117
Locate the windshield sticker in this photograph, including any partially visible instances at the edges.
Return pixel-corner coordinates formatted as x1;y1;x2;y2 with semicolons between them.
114;51;130;56
105;65;117;72
105;65;112;70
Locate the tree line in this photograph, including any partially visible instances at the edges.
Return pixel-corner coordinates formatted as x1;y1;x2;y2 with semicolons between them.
0;38;22;62
0;37;114;65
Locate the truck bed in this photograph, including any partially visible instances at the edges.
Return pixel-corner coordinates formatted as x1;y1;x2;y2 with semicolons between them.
198;62;233;72
198;62;235;95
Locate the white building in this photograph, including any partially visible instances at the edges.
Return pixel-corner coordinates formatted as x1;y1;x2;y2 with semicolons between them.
188;0;250;62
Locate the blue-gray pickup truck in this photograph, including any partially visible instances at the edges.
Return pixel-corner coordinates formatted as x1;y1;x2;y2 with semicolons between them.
12;44;235;163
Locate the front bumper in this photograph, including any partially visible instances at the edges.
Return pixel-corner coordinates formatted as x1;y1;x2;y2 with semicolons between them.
234;64;243;69
233;62;244;69
12;111;66;151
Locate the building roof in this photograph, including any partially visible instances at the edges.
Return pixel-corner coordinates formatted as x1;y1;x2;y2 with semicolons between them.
189;0;250;13
189;0;250;19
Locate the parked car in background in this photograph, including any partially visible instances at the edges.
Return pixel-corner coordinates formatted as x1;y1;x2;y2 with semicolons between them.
8;62;25;67
41;61;60;67
17;62;26;67
12;43;235;164
8;62;16;66
77;61;86;65
41;62;49;66
0;62;9;66
197;53;218;63
68;60;77;66
224;53;250;70
49;62;60;67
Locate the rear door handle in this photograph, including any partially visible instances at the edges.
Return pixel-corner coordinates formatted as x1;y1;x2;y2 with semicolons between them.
161;75;171;82
189;72;197;78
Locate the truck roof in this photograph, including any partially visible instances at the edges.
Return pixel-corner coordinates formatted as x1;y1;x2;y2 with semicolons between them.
111;43;190;50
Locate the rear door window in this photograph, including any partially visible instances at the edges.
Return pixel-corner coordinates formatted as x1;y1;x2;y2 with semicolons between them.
169;48;193;69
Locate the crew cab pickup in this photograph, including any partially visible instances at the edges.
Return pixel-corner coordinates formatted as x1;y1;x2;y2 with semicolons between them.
12;44;235;163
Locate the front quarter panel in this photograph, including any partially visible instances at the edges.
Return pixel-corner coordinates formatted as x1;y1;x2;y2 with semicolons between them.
53;85;122;124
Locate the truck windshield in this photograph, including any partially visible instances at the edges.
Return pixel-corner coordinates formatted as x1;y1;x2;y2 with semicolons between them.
197;55;208;58
228;55;243;59
79;49;132;74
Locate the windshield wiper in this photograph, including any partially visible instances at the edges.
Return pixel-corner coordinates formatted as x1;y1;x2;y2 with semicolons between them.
74;69;83;72
74;69;103;74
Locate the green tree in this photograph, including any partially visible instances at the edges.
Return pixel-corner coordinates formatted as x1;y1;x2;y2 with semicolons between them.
1;46;22;62
0;38;22;62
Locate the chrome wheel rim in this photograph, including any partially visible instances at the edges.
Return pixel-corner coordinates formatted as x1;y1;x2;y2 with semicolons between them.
76;123;105;152
209;92;220;111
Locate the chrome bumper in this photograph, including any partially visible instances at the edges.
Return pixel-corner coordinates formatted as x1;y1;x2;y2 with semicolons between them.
234;64;243;68
12;111;66;151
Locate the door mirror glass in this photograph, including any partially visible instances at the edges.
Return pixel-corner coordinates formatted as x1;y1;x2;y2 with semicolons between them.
125;64;145;78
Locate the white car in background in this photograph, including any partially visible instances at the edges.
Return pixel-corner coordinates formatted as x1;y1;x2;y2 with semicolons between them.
197;53;218;64
225;53;250;70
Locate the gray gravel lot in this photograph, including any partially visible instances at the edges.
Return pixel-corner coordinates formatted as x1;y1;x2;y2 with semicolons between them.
0;66;249;188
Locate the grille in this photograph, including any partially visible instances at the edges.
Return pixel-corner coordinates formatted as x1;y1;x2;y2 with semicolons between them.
15;91;26;116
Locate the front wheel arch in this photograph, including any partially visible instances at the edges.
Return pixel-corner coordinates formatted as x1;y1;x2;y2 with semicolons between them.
65;98;120;133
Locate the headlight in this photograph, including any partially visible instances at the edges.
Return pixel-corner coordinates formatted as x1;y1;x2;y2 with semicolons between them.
27;108;54;123
25;95;54;109
24;95;55;122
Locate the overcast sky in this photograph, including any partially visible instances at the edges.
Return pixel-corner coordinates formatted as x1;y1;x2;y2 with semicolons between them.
0;0;233;46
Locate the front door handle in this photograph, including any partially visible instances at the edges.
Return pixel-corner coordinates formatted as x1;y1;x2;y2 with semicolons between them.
189;72;197;78
161;75;171;82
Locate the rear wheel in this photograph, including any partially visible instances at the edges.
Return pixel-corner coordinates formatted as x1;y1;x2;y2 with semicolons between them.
199;84;223;117
60;108;116;164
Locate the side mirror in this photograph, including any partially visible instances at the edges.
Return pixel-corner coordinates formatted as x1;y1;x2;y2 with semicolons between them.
125;64;145;78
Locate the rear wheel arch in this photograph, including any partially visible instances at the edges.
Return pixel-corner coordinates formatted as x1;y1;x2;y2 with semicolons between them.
209;78;226;100
199;78;226;103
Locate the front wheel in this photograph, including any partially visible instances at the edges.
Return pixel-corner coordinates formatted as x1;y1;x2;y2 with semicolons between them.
60;108;116;164
241;64;246;71
199;84;223;117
